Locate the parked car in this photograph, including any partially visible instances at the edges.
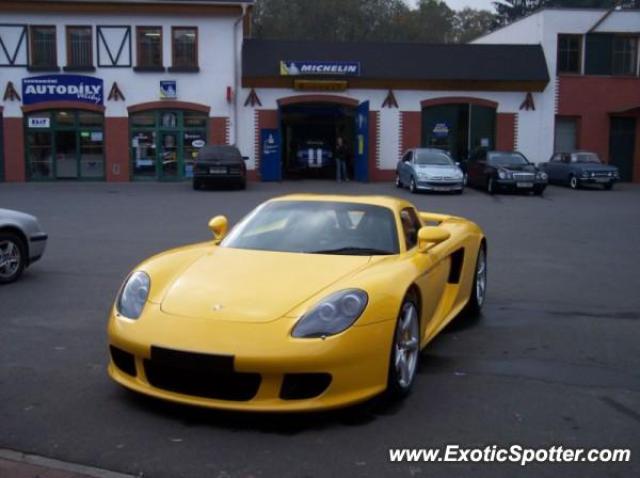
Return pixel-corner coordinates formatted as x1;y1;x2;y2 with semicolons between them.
0;209;48;284
396;148;464;194
295;140;334;169
193;145;248;190
539;151;619;190
107;194;486;411
464;150;547;195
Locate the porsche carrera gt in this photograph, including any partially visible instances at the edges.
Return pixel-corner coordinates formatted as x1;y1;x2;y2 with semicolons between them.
107;194;486;411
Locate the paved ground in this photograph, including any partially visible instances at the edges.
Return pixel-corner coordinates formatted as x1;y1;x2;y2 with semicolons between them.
1;180;639;478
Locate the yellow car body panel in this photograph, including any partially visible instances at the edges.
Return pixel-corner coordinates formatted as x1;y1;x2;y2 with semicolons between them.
107;194;485;411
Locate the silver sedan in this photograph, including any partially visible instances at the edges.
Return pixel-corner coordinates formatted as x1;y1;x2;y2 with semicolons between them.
0;209;47;284
396;148;465;194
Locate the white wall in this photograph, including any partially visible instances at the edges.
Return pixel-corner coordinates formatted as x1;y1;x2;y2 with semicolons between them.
0;11;240;121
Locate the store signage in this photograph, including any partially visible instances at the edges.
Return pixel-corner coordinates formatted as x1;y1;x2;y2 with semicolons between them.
191;139;206;148
293;79;348;91
160;80;177;99
22;75;103;105
280;61;360;77
28;117;50;128
432;123;449;138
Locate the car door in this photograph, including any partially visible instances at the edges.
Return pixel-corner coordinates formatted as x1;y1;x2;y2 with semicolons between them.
542;153;560;182
399;208;448;343
399;150;413;185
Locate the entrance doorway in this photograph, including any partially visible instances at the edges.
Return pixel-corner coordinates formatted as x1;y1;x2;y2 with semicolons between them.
130;110;208;180
422;103;496;161
280;103;355;180
25;110;105;180
609;117;636;182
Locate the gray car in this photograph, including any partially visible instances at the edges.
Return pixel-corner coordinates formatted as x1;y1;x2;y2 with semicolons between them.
396;148;464;194
0;209;48;284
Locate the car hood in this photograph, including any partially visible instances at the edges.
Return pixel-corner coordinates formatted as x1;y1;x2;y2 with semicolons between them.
0;208;37;223
414;165;461;176
160;247;371;323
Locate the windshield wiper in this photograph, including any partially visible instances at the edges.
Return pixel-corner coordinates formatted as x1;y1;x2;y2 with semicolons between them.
306;247;394;256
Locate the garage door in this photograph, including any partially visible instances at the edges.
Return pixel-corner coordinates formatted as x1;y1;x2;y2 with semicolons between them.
554;117;577;152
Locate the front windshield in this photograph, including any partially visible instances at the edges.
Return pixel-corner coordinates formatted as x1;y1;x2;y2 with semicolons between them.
573;153;601;164
414;150;454;166
489;152;529;167
221;201;400;255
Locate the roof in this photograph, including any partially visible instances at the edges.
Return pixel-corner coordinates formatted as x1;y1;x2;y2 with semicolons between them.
242;39;550;84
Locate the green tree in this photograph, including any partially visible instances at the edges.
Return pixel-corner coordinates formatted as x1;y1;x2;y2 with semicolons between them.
452;8;496;43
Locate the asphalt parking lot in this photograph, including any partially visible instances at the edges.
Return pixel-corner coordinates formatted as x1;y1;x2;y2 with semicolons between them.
1;180;639;478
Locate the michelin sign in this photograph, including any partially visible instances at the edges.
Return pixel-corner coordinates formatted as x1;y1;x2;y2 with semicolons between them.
280;61;360;77
22;75;104;106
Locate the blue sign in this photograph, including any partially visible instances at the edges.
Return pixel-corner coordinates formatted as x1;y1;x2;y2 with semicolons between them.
22;75;103;105
280;61;360;77
160;80;177;99
260;129;281;182
354;101;369;182
432;122;449;138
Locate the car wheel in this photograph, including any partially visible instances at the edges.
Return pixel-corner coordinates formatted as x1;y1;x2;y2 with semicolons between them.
604;182;613;191
463;173;468;186
487;177;496;195
534;187;544;196
193;179;201;190
409;177;417;194
238;179;247;190
0;232;26;284
395;173;402;188
462;244;487;317
387;297;420;398
569;175;579;190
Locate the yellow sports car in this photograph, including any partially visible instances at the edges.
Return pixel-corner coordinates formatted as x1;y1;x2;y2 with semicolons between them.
107;194;486;411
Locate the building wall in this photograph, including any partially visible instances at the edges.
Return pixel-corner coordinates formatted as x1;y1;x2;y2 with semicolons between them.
0;9;241;180
238;87;545;179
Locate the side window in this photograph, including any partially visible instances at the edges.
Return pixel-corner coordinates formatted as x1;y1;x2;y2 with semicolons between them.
400;208;421;250
551;154;561;162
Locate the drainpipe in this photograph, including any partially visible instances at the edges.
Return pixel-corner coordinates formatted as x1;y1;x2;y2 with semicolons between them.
232;3;249;146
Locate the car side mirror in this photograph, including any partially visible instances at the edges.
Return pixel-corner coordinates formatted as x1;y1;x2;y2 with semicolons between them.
417;226;450;253
242;156;249;161
208;215;228;241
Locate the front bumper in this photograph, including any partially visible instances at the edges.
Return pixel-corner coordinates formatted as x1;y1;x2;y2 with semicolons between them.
416;179;464;192
495;179;546;191
28;232;47;264
107;305;395;412
578;176;617;185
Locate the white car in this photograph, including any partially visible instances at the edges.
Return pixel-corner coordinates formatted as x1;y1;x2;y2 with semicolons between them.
0;209;48;284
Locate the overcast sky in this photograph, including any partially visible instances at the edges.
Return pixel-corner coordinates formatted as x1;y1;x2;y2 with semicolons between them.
404;0;497;12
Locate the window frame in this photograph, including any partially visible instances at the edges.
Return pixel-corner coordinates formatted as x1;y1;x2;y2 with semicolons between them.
611;35;638;77
557;34;582;75
170;26;199;71
28;25;58;70
135;26;164;71
65;25;94;71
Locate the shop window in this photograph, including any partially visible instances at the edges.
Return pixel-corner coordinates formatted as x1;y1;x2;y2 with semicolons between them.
136;26;163;70
612;36;637;76
25;110;104;181
130;110;208;180
66;26;93;69
172;27;198;70
557;34;582;74
29;25;57;69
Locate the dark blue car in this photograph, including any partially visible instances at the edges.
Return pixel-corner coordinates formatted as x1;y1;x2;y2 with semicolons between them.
539;151;619;190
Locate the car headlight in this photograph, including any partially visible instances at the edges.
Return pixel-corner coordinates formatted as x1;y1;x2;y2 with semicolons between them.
498;169;511;179
581;171;589;178
537;171;548;180
417;172;430;180
116;271;150;319
292;289;368;338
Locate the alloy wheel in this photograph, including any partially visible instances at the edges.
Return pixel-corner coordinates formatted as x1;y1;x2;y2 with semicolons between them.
0;240;21;280
393;302;420;389
475;248;487;307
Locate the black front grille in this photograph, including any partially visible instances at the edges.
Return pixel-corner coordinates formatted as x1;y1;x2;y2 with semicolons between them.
110;346;136;377
280;373;332;400
143;346;261;401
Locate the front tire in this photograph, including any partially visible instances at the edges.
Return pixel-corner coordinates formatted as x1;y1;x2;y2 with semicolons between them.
461;244;487;316
387;298;420;398
395;173;402;188
0;233;26;284
604;182;613;191
193;179;201;190
409;177;417;194
569;175;579;190
487;176;496;195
